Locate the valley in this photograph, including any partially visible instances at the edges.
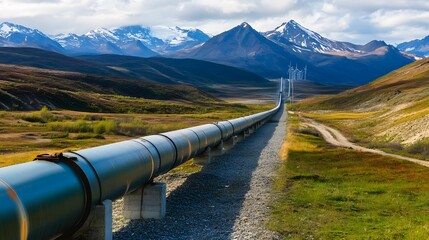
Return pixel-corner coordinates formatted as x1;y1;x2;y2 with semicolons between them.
0;7;428;239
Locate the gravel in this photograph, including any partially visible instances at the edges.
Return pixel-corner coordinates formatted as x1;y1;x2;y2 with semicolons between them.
112;107;286;240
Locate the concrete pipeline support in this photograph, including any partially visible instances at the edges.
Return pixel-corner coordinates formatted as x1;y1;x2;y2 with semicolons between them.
0;94;282;239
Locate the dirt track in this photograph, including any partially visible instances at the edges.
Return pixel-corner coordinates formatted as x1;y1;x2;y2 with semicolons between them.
304;119;429;167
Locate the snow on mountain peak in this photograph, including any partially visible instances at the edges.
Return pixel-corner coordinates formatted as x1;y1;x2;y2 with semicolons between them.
0;22;50;41
240;22;250;28
274;22;287;33
0;22;37;38
264;20;364;54
85;27;119;41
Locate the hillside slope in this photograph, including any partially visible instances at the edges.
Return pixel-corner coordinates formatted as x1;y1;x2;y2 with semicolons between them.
0;47;271;90
77;54;271;87
300;58;429;110
0;64;219;113
295;58;429;155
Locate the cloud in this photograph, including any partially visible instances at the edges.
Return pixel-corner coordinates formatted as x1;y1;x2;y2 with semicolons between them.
0;0;427;44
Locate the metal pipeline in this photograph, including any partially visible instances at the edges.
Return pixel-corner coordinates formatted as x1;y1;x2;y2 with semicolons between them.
0;93;282;239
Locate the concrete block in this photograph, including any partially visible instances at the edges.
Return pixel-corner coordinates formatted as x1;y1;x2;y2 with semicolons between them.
123;182;166;220
80;200;112;240
194;147;211;165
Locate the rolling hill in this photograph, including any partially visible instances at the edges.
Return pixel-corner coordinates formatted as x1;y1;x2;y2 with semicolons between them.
77;54;271;87
296;58;429;149
0;47;122;76
0;47;271;89
0;64;220;112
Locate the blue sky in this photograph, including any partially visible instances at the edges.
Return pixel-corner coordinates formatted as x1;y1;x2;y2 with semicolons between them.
0;0;428;45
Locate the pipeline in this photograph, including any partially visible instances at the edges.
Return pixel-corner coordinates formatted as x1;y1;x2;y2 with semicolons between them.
0;93;282;240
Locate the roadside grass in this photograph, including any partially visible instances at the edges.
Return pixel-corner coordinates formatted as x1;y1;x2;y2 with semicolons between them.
269;113;429;239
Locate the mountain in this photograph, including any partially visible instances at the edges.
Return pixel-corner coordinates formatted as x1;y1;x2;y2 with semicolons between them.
0;22;210;56
0;22;64;53
397;35;429;57
263;20;404;57
168;22;306;80
111;25;210;53
52;25;211;56
0;47;270;90
52;27;157;57
264;20;360;53
169;21;414;85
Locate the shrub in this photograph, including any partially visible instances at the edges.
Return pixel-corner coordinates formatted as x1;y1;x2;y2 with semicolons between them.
46;132;69;139
21;114;44;123
40;106;54;122
387;142;404;151
407;141;429;157
20;106;55;123
48;120;92;133
295;128;320;137
71;120;92;132
118;119;148;136
94;120;117;134
74;133;105;140
83;115;105;121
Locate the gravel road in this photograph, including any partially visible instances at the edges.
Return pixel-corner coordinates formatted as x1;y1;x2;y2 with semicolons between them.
304;119;429;167
112;105;286;240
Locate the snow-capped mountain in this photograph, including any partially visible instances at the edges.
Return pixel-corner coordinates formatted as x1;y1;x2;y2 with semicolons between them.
0;22;64;53
264;20;361;54
51;25;211;56
52;27;155;57
397;35;429;57
111;25;210;52
110;25;163;49
170;22;413;85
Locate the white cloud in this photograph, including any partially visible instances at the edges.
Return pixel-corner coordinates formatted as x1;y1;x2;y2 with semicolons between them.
0;0;427;44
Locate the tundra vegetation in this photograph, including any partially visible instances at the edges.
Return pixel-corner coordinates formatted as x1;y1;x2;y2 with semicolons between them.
0;102;272;167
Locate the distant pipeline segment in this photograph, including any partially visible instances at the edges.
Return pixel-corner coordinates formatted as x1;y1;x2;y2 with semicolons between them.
0;93;282;239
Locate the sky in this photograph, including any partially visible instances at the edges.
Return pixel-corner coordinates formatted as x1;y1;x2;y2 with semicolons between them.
0;0;428;45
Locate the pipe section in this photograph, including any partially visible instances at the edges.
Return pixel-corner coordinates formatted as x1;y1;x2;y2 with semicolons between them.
0;93;282;239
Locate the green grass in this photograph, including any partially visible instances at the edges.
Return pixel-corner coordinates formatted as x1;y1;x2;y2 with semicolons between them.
168;159;202;174
269;114;429;239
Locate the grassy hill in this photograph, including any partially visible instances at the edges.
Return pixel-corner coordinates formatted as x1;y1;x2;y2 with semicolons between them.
0;47;122;76
0;47;272;92
0;64;238;113
294;58;429;158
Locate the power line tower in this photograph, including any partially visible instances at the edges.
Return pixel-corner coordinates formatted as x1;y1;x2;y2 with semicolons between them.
304;65;307;81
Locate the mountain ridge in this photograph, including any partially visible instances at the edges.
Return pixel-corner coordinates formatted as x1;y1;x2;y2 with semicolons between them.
397;35;429;57
0;22;65;53
168;21;413;85
0;20;419;86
